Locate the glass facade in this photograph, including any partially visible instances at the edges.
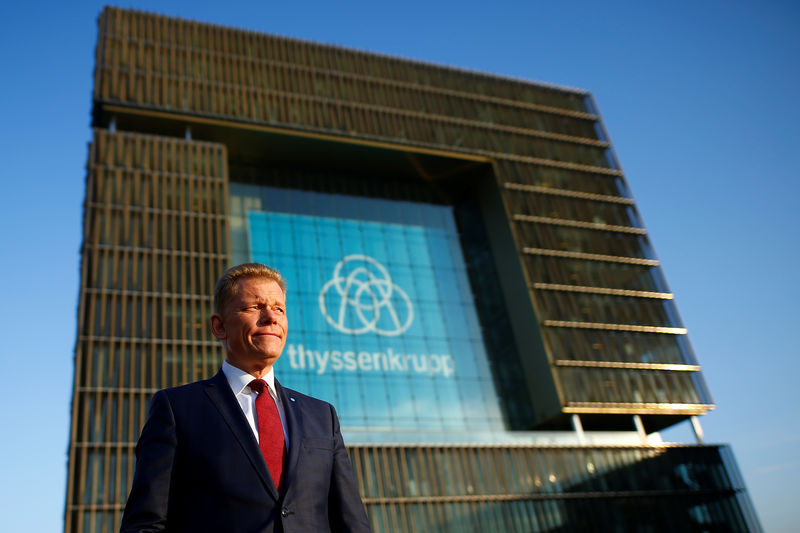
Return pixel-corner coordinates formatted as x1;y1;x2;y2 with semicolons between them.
230;184;504;438
350;444;757;533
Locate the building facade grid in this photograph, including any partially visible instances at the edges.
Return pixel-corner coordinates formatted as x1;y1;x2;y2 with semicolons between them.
65;7;759;532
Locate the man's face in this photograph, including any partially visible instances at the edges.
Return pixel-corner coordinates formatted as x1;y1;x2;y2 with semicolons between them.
210;277;288;375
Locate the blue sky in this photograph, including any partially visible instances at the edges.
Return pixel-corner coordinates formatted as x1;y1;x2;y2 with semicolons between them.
0;1;797;531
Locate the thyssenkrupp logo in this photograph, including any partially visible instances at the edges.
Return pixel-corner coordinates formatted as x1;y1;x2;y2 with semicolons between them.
318;255;414;336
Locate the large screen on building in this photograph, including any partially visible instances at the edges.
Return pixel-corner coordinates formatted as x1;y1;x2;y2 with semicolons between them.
230;184;504;440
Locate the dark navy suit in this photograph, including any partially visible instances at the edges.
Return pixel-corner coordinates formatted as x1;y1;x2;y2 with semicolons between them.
120;371;371;532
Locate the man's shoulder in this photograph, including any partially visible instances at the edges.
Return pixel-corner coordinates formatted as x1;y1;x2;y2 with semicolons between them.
278;383;333;411
157;372;223;400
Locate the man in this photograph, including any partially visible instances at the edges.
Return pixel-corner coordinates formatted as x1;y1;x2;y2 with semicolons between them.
120;263;372;532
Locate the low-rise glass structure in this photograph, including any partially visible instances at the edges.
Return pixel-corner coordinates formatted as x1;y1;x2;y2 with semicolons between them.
65;7;761;531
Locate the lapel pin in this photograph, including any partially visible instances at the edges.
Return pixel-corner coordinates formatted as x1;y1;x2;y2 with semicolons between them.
290;397;296;402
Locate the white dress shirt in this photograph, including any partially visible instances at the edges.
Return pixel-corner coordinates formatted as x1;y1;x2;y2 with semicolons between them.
221;360;290;447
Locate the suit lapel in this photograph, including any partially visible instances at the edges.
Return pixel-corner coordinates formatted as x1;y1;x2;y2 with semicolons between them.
203;371;280;500
276;379;303;493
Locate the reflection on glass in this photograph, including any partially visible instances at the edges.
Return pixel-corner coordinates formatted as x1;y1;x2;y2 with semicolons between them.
230;184;504;439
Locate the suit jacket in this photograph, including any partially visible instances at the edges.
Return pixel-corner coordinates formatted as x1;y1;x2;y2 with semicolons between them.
120;370;371;533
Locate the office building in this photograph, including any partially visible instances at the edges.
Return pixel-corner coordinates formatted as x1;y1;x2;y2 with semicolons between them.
65;7;761;531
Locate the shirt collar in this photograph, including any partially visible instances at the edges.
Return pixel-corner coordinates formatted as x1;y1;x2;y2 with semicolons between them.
222;360;277;396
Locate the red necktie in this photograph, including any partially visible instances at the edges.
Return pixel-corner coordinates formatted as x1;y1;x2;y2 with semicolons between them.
249;379;286;491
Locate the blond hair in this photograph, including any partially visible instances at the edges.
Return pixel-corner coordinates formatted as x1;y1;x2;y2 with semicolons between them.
213;263;287;314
